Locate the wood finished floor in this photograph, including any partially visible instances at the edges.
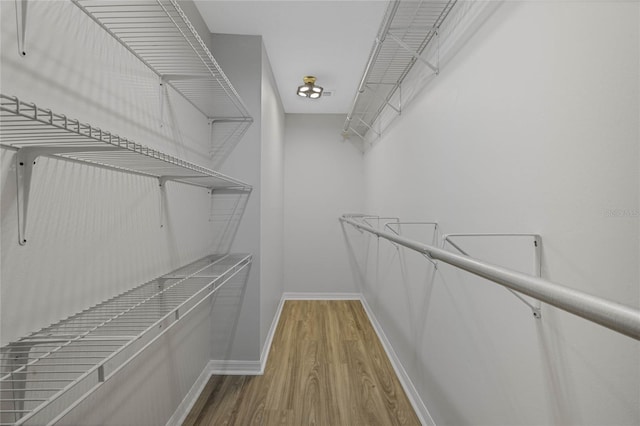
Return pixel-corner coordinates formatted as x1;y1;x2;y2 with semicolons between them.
183;300;420;426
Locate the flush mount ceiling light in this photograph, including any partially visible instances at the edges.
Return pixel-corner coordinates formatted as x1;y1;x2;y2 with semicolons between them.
296;76;323;99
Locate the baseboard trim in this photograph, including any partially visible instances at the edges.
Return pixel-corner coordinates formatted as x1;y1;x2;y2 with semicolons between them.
282;292;362;300
259;295;286;373
208;359;262;375
165;361;216;426
359;297;435;426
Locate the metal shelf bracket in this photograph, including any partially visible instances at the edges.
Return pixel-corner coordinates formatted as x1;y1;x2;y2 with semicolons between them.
158;175;215;228
15;146;119;245
208;117;254;159
356;116;381;137
387;31;439;75
347;126;366;141
71;0;254;159
364;84;402;114
1;94;252;244
442;233;543;319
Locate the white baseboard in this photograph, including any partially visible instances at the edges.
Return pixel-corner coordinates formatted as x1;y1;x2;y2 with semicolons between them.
282;292;362;300
260;295;286;372
359;296;435;426
165;361;216;426
208;359;262;375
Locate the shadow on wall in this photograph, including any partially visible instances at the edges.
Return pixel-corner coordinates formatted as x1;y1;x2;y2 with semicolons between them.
210;264;251;361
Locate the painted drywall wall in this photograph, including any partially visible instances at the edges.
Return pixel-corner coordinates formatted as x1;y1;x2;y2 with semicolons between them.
0;0;252;424
210;34;286;363
284;114;364;294
209;33;263;362
347;1;640;425
205;35;286;365
260;45;285;354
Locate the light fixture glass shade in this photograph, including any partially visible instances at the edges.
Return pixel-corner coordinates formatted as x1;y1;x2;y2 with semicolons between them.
296;76;323;99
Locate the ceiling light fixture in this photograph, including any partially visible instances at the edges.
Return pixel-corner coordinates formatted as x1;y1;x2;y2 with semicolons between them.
297;76;323;99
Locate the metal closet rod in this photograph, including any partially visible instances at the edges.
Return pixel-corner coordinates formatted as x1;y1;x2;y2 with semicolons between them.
340;214;640;341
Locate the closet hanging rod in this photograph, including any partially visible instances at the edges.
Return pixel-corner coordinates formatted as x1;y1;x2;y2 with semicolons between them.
340;214;640;340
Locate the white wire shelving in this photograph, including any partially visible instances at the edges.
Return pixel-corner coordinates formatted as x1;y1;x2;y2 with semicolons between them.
0;94;252;245
0;253;252;426
343;0;457;139
70;0;253;165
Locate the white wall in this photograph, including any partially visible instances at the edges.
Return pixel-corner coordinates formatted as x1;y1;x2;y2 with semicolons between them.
260;45;286;353
347;1;639;425
209;34;286;363
209;33;263;361
0;1;252;424
284;114;364;294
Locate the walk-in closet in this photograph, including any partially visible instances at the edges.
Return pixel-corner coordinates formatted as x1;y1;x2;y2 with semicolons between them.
1;1;638;425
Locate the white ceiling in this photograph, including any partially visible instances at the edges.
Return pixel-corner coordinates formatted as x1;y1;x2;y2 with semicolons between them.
193;1;388;114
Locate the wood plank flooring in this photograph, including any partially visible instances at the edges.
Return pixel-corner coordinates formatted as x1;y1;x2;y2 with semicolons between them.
183;300;420;426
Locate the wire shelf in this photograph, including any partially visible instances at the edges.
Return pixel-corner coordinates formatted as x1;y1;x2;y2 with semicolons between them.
0;94;250;189
344;0;457;139
0;253;252;426
71;0;253;162
0;94;252;245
